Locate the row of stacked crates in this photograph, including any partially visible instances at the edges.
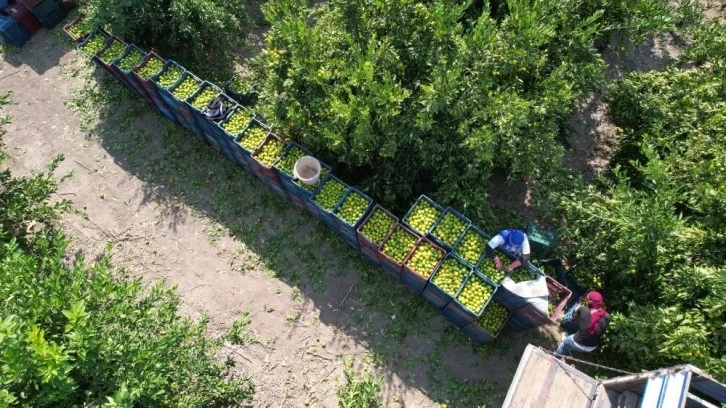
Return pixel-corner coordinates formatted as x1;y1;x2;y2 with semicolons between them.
0;0;70;47
64;15;572;345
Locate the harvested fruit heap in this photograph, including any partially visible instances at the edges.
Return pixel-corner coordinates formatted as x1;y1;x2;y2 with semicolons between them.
359;208;396;245
99;39;125;63
381;226;417;264
275;145;305;175
509;267;532;283
405;240;442;278
334;191;369;225
222;109;252;135
67;16;93;40
431;211;467;247
156;66;183;88
137;56;163;79
405;199;441;234
312;178;347;211
117;48;144;71
80;32;107;56
172;75;201;101
457;274;494;314
432;257;469;295
255;138;285;166
454;228;487;266
189;85;218;110
238;125;267;151
479;259;505;283
477;301;509;334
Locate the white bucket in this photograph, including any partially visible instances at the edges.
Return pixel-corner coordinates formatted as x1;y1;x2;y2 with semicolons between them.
293;156;321;185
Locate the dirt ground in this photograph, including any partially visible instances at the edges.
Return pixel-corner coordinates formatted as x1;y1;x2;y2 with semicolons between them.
0;27;565;408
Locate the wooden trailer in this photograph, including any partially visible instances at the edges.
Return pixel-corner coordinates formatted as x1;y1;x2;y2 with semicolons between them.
503;344;726;408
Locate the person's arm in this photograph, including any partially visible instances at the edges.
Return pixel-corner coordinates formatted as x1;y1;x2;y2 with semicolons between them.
486;235;505;269
505;235;531;272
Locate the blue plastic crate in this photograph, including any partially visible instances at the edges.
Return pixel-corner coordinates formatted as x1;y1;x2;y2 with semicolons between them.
428;207;471;251
29;0;65;28
249;133;287;198
0;0;9;9
195;96;237;156
461;300;512;344
402;195;444;236
400;237;445;295
0;15;30;48
421;253;471;310
309;174;348;231
77;27;110;59
331;187;374;251
168;71;208;143
506;310;538;332
112;44;149;101
377;223;419;281
185;82;230;148
216;106;255;165
228;118;269;171
441;271;497;328
452;224;491;269
355;204;398;268
272;142;331;215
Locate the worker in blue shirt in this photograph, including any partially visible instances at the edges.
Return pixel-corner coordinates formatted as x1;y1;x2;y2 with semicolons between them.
485;229;531;274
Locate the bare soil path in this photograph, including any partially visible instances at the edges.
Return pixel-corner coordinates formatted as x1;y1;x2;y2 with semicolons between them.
1;26;557;408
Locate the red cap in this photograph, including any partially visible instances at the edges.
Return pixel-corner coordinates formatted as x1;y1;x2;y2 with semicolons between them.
587;291;603;308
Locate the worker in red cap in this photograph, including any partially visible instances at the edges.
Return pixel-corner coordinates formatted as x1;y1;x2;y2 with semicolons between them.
485;229;531;274
555;291;611;356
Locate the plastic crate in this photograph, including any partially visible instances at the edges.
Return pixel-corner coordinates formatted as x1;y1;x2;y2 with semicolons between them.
94;36;127;84
167;71;208;143
111;43;148;99
510;276;572;327
441;271;497;328
185;81;226;147
18;0;43;7
461;300;512;344
0;14;30;47
272;142;331;214
0;0;8;9
192;92;237;156
428;207;470;251
4;2;41;35
422;253;471;310
377;223;419;281
223;73;258;107
356;204;398;267
227;117;269;171
77;28;110;59
309;174;348;231
506;311;538;332
402;195;444;236
216;106;255;164
331;187;374;250
250;132;287;197
452;224;491;268
526;223;559;257
401;237;445;295
62;13;91;43
28;0;65;28
131;52;179;123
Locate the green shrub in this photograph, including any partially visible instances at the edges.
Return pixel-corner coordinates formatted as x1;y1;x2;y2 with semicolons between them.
77;0;249;81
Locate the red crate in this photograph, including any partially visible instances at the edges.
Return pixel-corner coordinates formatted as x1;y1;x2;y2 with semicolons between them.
511;276;572;326
4;2;41;34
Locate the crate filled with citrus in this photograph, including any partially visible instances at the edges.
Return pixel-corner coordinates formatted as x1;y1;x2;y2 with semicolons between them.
249;133;287;197
112;44;149;103
228;118;269;171
168;72;207;142
429;207;470;250
462;300;511;344
356;205;398;267
378;224;419;281
95;36;127;84
422;253;471;310
442;271;497;327
402;195;444;236
401;238;445;295
63;13;93;43
78;28;109;59
272;142;331;213
453;224;490;268
310;175;348;231
331;188;373;250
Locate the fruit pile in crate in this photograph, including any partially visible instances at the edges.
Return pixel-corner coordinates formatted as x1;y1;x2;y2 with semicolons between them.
379;224;419;280
401;239;444;294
